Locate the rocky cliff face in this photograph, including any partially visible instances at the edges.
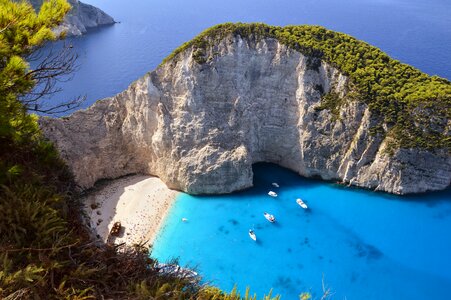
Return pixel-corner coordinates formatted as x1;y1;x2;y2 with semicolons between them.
39;35;451;194
30;0;115;36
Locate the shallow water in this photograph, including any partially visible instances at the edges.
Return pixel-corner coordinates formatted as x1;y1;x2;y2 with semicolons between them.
152;163;451;299
38;0;451;114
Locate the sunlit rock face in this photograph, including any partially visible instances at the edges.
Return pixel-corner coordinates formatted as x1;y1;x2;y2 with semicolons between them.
40;35;451;194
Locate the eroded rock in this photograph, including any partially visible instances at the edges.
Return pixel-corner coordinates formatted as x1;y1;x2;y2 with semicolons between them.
40;35;451;194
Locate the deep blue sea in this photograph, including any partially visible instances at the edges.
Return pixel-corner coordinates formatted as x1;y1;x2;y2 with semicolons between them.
153;164;451;299
38;0;451;298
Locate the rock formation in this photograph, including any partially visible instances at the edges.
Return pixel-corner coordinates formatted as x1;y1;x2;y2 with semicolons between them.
29;0;115;36
39;28;451;195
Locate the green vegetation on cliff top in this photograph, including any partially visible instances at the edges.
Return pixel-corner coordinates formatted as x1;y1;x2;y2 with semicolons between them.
164;23;451;151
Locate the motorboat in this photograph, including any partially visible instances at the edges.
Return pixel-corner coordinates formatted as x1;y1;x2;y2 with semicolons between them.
272;182;279;188
181;218;188;222
263;212;275;223
268;191;278;197
249;229;257;241
296;198;308;209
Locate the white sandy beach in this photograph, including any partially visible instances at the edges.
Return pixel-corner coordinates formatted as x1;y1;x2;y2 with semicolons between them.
84;175;179;247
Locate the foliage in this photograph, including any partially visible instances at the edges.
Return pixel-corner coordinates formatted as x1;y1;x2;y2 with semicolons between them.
0;2;284;299
315;92;344;121
0;0;70;147
198;286;279;300
164;23;451;151
0;0;176;298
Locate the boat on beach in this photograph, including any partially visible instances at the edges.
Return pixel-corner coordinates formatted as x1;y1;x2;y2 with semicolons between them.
268;191;278;197
249;229;257;241
263;212;275;223
296;198;308;209
110;221;122;236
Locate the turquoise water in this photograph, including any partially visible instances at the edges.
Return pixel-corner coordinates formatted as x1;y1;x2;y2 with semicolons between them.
152;163;451;299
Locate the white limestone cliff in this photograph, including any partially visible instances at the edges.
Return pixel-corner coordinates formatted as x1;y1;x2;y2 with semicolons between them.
29;0;115;36
39;35;451;194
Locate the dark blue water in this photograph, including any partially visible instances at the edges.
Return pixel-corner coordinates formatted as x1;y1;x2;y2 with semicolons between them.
42;0;451;113
152;164;451;299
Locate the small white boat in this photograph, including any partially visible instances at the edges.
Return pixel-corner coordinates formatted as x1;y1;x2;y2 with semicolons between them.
268;191;278;197
296;198;308;209
263;212;275;223
181;218;188;222
272;182;279;188
249;229;257;241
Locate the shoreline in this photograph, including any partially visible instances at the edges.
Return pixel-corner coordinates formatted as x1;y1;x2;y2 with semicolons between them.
83;175;179;247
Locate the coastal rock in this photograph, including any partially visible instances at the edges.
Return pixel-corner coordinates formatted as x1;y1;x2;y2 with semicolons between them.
29;0;115;36
40;35;451;194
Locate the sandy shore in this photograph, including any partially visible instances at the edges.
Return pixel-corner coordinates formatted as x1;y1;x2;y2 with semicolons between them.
83;175;179;247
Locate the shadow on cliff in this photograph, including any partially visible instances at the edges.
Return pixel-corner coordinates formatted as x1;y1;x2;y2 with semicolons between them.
402;187;451;206
86;173;146;197
190;163;324;200
190;162;451;205
248;162;321;194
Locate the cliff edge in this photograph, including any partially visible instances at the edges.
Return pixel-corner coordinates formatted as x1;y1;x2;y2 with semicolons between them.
29;0;115;36
40;24;451;194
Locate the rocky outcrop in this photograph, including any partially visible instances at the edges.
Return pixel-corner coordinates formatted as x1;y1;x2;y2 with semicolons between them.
29;0;115;36
39;35;451;194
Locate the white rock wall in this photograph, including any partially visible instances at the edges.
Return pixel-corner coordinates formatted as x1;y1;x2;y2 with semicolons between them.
40;36;451;194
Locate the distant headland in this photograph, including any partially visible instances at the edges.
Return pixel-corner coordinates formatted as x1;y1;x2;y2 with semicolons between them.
28;0;115;36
